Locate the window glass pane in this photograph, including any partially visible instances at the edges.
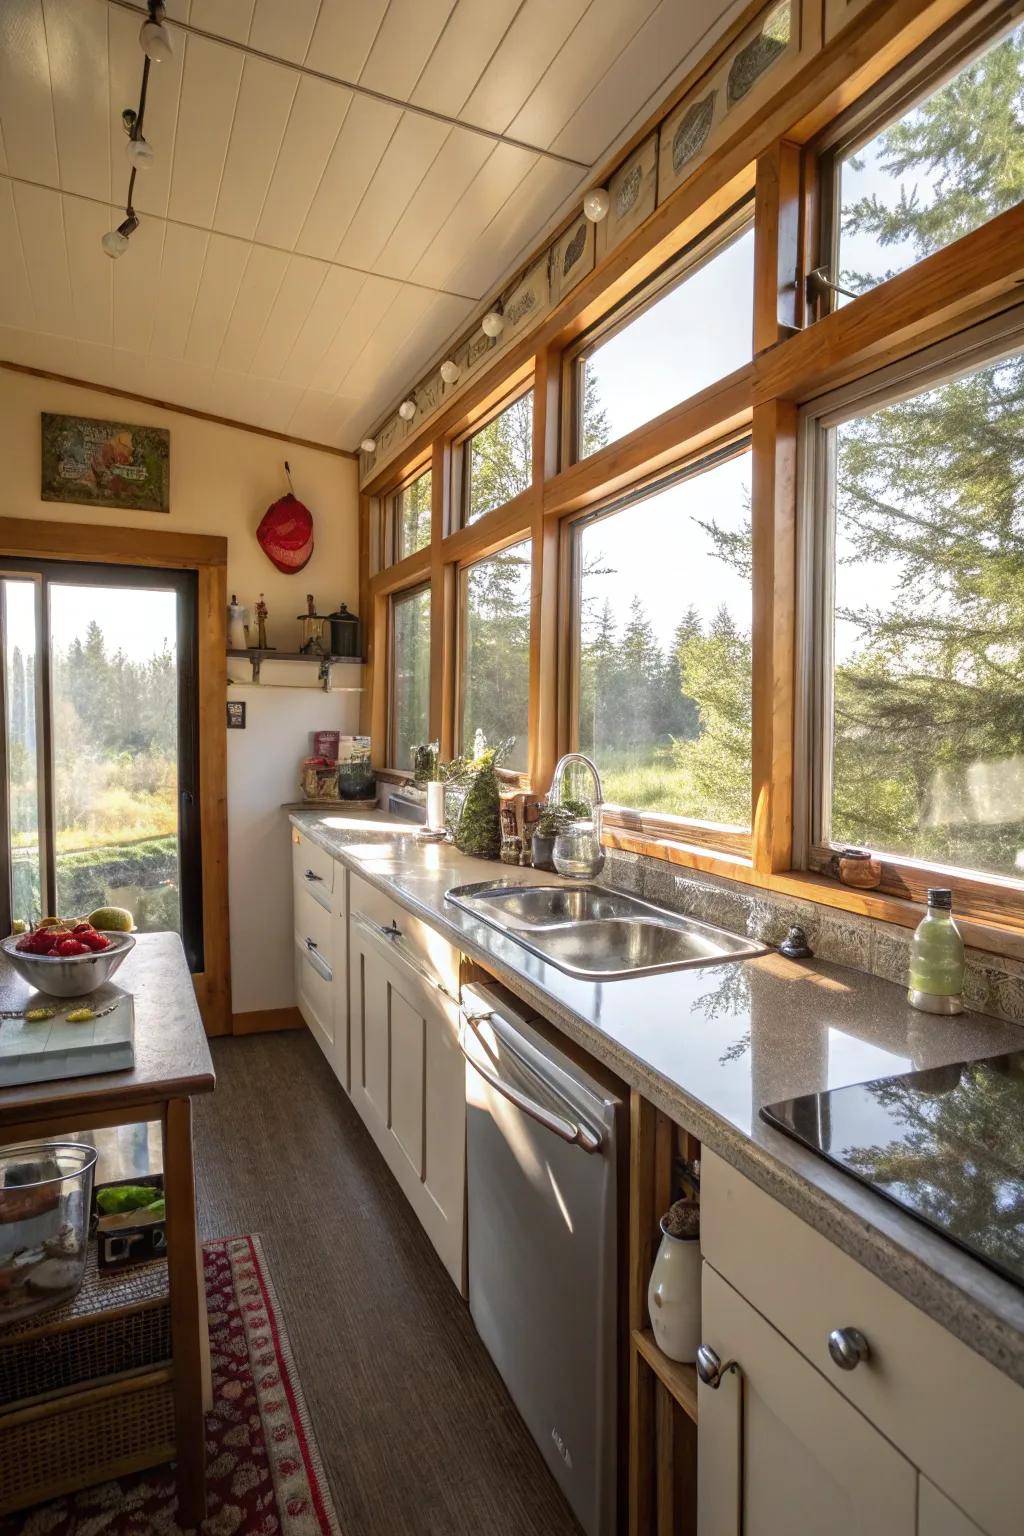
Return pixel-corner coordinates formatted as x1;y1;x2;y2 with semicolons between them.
390;585;431;773
836;21;1024;300
829;344;1024;879
393;469;431;562
3;579;42;923
460;540;531;773
575;452;752;825
577;226;754;460
465;392;533;525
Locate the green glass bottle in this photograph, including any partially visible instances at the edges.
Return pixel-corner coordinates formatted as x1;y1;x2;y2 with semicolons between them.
907;888;964;1015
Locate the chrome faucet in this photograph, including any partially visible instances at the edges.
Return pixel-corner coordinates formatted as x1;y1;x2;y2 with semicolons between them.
549;753;605;878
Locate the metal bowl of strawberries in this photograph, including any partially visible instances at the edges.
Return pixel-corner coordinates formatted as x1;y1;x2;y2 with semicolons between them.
2;922;136;998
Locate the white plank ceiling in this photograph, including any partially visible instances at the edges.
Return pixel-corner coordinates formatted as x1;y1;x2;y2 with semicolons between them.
0;0;742;450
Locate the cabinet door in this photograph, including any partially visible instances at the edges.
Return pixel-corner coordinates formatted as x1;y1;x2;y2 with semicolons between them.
918;1480;986;1536
294;885;334;1059
698;1263;916;1536
349;922;391;1136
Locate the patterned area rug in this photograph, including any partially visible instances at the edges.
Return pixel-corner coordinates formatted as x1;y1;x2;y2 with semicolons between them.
9;1235;341;1536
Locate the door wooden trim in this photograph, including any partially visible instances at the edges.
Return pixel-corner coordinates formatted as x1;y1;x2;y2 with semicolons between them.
0;517;231;1036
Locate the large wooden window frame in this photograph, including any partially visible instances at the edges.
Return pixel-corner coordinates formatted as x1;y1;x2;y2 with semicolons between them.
451;383;535;534
561;200;755;471
454;531;534;785
360;0;1024;955
386;579;432;773
794;305;1024;927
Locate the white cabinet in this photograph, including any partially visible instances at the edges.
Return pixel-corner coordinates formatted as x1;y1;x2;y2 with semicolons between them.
698;1262;916;1536
291;829;348;1084
348;878;466;1293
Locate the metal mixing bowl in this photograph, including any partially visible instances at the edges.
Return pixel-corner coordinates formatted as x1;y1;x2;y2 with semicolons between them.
1;933;135;998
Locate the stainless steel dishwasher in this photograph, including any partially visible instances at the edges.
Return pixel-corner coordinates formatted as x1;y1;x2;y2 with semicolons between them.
460;981;623;1536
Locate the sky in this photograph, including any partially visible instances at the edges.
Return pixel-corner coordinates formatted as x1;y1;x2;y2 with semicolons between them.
3;578;177;664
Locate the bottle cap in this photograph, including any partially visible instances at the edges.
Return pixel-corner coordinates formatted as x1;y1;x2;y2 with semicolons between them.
926;888;953;909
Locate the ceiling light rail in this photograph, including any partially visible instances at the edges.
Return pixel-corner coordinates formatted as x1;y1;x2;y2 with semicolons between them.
102;0;172;258
106;0;592;172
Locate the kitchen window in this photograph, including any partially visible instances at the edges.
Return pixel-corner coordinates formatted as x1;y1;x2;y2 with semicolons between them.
817;15;1024;310
458;539;531;775
389;584;431;774
389;467;432;564
571;445;753;838
567;211;754;464
458;390;534;528
798;315;1024;905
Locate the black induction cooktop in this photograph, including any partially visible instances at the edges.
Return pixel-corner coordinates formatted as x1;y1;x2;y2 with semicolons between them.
761;1049;1024;1290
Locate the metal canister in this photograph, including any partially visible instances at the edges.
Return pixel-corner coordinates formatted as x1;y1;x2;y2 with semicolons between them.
327;603;360;657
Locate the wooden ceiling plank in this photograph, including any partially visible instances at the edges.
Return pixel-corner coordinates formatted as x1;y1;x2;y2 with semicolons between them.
375;128;494;282
333;112;451;273
214;243;290;374
279;264;367;385
254;74;350;251
249;253;329;379
0;0;60;188
247;0;321;65
293;93;401;261
62;193;114;349
211;54;297;240
303;0;390;82
0;180;34;331
358;0;458;101
182;230;250;367
112;210;165;353
12;180;73;338
148;220;209;360
440;156;581;296
308;273;402;395
43;0;109;203
166;34;244;229
410;0;523;117
410;139;537;291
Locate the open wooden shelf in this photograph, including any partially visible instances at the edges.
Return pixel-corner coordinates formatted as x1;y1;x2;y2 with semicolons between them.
227;649;363;691
632;1328;699;1424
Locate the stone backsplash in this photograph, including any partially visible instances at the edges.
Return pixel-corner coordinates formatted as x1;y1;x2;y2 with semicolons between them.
599;848;1024;1029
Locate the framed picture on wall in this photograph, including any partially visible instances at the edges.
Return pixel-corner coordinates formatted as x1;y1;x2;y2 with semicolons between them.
41;412;170;513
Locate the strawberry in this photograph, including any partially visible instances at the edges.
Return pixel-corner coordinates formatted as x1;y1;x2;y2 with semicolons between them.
72;922;95;936
15;934;33;951
81;931;111;951
55;938;88;957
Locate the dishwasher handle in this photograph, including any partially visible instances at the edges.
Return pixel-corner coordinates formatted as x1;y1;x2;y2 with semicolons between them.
460;1013;601;1153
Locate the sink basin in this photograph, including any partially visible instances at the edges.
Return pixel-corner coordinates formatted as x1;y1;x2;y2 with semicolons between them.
445;881;767;979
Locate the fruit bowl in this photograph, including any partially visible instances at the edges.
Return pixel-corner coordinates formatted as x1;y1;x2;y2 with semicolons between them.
1;933;135;998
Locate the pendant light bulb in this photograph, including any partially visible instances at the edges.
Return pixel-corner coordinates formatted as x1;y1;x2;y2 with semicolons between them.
481;309;504;339
583;187;610;222
398;398;416;423
125;134;154;170
102;228;130;259
359;437;376;454
440;359;461;385
139;3;173;62
100;211;140;259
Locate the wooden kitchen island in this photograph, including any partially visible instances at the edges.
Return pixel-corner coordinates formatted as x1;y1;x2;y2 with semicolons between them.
0;932;215;1522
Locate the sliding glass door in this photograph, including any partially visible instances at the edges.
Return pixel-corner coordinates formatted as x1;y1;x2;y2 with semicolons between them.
0;561;203;971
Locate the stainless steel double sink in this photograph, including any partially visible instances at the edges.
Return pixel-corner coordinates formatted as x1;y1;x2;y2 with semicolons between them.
445;880;767;980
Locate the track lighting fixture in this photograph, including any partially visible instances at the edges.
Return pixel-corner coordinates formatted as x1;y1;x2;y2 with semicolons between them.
398;398;417;422
101;212;140;259
125;133;154;170
139;1;173;62
440;359;461;385
481;307;504;339
360;438;377;454
583;187;610;222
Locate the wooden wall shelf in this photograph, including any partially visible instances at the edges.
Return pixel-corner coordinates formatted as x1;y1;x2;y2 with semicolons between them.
227;649;364;692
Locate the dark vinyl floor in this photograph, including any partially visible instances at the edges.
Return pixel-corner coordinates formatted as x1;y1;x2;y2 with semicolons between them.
194;1031;581;1536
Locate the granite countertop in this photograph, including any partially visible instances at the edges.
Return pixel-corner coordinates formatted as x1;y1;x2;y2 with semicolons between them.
291;808;1024;1387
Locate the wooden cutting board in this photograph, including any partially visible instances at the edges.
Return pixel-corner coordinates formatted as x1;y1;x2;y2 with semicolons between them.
0;993;135;1086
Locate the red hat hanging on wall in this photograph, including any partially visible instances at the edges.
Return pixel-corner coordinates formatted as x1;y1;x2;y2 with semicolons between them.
257;462;314;573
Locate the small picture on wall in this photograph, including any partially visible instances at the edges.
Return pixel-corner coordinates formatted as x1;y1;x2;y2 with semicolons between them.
41;412;170;513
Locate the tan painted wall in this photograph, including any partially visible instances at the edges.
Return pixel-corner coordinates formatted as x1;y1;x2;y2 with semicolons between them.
0;369;361;1020
0;370;359;642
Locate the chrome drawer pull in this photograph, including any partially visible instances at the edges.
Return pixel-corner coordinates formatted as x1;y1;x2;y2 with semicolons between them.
696;1345;740;1389
304;868;323;882
828;1327;870;1371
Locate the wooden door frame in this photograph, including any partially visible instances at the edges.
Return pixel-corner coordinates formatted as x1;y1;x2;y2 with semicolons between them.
0;517;231;1035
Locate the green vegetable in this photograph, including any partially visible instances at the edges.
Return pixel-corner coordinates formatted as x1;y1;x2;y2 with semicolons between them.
96;1184;163;1215
442;737;514;859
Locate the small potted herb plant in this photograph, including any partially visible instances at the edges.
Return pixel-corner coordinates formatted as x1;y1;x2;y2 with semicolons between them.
531;798;590;872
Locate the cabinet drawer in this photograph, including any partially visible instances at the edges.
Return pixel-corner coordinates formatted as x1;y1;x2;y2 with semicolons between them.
349;872;459;995
294;884;333;969
701;1149;1024;1536
292;829;334;904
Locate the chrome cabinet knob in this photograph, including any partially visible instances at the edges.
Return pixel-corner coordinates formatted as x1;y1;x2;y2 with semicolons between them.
828;1326;870;1370
696;1345;739;1389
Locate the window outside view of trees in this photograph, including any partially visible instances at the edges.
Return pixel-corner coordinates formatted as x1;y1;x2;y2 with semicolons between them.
827;342;1024;882
576;226;755;460
575;452;752;827
393;468;431;562
836;21;1024;299
4;580;183;931
459;540;531;774
464;392;533;524
390;585;431;774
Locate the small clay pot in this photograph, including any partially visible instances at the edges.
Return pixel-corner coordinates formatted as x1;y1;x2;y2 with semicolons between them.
830;846;882;889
